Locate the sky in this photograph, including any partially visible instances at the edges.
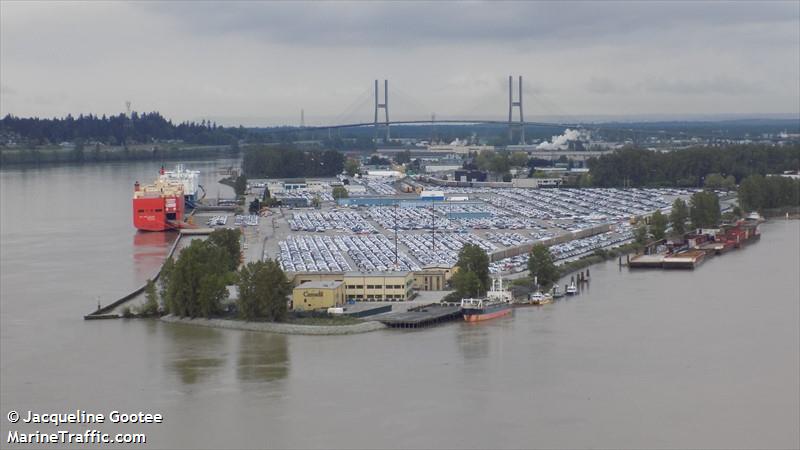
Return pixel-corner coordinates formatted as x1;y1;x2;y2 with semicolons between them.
1;1;799;126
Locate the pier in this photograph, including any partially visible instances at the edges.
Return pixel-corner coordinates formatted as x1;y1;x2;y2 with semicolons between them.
376;305;462;328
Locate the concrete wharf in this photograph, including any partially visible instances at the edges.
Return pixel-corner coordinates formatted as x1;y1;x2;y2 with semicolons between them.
376;305;462;328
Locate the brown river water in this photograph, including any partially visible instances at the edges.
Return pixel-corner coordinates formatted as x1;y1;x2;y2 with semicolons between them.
1;160;798;449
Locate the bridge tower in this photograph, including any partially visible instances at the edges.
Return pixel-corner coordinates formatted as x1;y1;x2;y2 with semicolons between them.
508;75;524;144
374;79;390;142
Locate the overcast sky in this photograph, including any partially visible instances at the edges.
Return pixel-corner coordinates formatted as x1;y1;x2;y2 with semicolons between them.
1;1;798;126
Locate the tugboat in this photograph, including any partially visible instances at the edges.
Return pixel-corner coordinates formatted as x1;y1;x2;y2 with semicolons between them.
460;278;513;322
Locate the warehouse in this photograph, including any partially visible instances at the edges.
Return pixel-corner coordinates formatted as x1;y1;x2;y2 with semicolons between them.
344;272;414;301
292;280;345;311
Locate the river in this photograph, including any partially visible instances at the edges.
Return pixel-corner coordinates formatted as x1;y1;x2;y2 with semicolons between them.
1;160;798;449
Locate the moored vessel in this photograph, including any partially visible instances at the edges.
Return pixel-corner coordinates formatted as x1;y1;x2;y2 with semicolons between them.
133;174;186;232
159;164;202;208
529;290;553;305
460;278;513;322
565;280;578;295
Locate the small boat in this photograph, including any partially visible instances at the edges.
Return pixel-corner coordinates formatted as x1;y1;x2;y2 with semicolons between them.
565;280;578;296
551;285;565;299
529;291;553;305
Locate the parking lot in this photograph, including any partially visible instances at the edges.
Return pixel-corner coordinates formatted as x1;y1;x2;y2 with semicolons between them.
252;181;691;277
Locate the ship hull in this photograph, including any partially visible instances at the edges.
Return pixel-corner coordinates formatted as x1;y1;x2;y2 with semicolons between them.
133;195;185;232
462;304;512;322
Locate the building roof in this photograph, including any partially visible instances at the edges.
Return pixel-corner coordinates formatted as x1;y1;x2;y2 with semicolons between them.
297;280;343;289
344;271;411;278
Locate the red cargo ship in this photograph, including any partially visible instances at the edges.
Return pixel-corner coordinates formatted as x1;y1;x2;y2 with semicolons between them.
132;169;186;231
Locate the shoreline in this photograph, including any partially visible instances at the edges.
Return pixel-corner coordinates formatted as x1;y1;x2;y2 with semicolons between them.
160;314;387;335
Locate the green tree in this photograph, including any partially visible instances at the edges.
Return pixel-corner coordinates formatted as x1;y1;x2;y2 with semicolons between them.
634;224;648;245
238;260;292;321
527;244;559;289
649;210;668;240
738;174;765;211
332;185;349;200
455;243;490;292
233;174;247;197
395;149;412;164
722;175;737;191
489;153;511;176
311;195;321;208
166;240;230;318
139;279;160;316
249;198;261;214
509;151;529;167
207;228;242;271
450;270;482;298
704;173;725;189
689;191;721;229
670;198;689;235
344;158;361;177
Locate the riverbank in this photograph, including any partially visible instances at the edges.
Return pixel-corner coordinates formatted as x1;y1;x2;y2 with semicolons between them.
0;144;237;165
160;314;387;335
762;206;800;219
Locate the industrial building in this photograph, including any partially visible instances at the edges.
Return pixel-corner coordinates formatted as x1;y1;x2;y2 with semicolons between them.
290;271;415;302
454;169;488;182
292;280;345;311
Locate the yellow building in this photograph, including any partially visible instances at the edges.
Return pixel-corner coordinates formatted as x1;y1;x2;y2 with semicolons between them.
291;272;345;287
289;271;416;302
344;272;414;301
292;280;345;311
413;265;454;291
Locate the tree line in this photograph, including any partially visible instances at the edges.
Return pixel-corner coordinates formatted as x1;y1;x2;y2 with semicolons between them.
243;146;344;178
1;112;248;147
738;174;800;211
587;144;800;187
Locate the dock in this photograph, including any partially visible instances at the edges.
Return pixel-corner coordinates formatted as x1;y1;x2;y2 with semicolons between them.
628;254;666;268
376;305;462;328
663;250;705;269
628;250;706;270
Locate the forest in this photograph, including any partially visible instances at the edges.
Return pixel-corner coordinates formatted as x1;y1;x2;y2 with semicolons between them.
587;144;800;187
242;146;344;178
1;112;247;146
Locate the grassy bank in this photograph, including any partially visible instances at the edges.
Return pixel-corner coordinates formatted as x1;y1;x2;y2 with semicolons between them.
558;242;644;278
512;242;645;295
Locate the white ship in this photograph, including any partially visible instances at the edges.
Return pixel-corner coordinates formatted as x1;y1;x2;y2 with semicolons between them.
159;164;203;208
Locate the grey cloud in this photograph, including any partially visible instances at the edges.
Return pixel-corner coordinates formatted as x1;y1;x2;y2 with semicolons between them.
642;76;763;95
586;77;629;95
137;1;798;48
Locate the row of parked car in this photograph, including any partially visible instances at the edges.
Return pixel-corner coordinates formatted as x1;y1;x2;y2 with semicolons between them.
488;228;636;274
332;235;420;273
234;215;259;226
363;206;450;231
288;211;375;233
277;235;353;273
399;232;496;267
206;215;228;226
